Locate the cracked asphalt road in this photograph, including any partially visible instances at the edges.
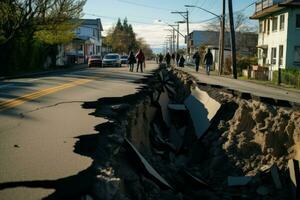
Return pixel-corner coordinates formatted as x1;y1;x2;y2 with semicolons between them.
0;62;158;200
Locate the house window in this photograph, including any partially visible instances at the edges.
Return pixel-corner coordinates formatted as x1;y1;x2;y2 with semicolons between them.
272;17;278;32
279;45;284;66
267;19;270;34
280;15;285;30
271;47;277;65
294;46;300;64
296;14;300;28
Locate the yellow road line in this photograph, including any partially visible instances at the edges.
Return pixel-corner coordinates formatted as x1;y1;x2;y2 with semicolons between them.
0;78;92;111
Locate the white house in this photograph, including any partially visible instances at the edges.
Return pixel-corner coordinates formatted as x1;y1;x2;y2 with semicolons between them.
62;18;103;65
250;0;300;71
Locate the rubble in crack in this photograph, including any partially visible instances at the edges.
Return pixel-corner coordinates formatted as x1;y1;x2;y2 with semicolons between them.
81;66;300;200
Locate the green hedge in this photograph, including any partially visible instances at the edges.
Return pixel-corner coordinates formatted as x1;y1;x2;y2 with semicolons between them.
273;68;300;88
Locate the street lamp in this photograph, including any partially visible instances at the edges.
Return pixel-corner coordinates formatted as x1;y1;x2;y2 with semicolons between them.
171;10;190;56
158;20;186;53
175;21;186;52
184;4;225;75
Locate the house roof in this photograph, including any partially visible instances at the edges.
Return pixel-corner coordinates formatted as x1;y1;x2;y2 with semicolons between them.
250;0;300;19
80;18;103;31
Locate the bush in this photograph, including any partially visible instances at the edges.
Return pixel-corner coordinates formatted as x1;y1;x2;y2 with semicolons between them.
273;68;300;88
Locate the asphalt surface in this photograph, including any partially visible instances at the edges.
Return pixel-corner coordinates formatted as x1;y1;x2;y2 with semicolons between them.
180;66;300;104
0;62;158;200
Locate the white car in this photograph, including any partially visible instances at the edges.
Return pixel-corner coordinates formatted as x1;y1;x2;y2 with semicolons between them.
102;53;121;67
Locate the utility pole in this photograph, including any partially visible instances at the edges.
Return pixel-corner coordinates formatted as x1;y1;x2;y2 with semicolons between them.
228;0;237;79
219;0;225;75
171;10;190;56
186;10;190;56
176;23;179;52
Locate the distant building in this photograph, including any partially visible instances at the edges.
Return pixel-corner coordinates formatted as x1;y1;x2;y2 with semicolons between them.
250;0;300;70
188;30;258;56
188;30;258;71
62;18;103;65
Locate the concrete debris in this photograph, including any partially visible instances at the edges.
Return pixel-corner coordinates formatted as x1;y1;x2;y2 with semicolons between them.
158;90;171;127
256;186;269;196
94;167;121;200
167;104;186;111
124;138;174;190
228;176;252;186
81;195;94;200
180;169;210;189
270;165;282;189
169;126;185;152
165;84;176;96
184;87;221;139
288;159;300;200
81;68;299;200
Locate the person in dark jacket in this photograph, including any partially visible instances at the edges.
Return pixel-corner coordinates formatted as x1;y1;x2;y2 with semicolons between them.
165;52;171;67
128;51;136;72
193;51;201;72
136;49;145;72
176;53;180;67
158;53;163;64
203;49;213;75
178;55;185;67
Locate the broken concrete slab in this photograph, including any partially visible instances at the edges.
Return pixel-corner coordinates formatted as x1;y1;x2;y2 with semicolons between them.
165;84;176;96
228;176;252;186
179;169;210;189
184;87;221;139
256;186;269;196
271;165;282;189
158;90;171;127
288;159;300;200
124;138;174;190
169;126;185;152
167;104;187;111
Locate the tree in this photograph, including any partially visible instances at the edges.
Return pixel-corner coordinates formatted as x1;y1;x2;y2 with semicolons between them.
105;18;152;56
0;0;86;45
206;12;257;33
0;0;86;76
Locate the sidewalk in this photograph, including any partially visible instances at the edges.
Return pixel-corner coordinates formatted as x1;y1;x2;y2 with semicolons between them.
0;64;87;81
178;65;300;104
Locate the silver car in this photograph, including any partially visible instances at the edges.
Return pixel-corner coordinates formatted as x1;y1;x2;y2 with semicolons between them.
102;53;121;67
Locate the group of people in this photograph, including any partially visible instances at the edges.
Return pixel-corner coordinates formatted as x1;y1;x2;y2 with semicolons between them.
156;48;213;75
192;49;213;75
157;53;186;68
127;49;145;73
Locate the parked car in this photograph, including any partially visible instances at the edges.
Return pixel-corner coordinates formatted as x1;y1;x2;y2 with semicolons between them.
102;53;121;67
88;55;102;67
120;55;128;65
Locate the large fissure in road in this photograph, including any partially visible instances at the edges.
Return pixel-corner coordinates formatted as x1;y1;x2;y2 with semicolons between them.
78;67;300;200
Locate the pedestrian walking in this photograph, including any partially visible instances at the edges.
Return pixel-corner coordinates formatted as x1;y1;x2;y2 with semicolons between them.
165;52;171;67
193;51;201;72
176;53;180;67
136;49;145;72
171;53;176;67
178;55;185;67
204;49;213;75
158;53;163;64
128;51;136;72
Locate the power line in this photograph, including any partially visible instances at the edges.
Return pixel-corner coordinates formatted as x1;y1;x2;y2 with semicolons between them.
115;0;172;11
84;12;164;26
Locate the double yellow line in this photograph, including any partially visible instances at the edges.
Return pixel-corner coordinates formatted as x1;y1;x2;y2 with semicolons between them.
0;78;92;112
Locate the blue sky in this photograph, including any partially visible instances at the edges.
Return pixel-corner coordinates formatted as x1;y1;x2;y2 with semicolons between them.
83;0;257;49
